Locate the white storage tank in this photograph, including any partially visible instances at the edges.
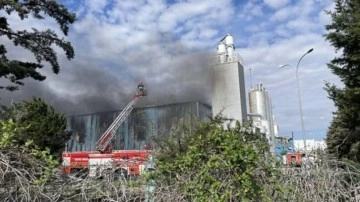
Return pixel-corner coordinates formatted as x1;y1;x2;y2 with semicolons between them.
225;34;234;46
217;43;226;63
217;42;226;54
227;46;234;59
248;83;275;144
249;85;268;120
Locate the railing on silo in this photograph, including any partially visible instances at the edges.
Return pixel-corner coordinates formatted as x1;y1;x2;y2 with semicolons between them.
210;52;244;65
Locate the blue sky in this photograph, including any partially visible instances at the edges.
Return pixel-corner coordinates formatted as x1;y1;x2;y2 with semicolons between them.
1;0;339;140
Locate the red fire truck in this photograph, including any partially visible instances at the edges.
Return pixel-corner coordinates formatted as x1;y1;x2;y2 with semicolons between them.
285;152;303;167
62;83;152;178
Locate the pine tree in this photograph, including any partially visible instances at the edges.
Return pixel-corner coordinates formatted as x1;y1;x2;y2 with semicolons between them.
0;0;75;91
6;97;71;157
324;0;360;161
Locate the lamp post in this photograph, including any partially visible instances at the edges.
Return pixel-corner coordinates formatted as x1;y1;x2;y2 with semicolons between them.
280;48;313;156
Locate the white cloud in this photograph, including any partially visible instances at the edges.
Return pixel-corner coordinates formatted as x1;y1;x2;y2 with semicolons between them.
263;0;290;9
318;2;335;27
158;0;233;32
238;2;264;21
271;7;293;22
285;18;319;33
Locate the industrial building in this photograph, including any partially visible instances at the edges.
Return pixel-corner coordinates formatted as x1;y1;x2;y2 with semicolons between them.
66;102;211;151
248;83;276;145
65;34;282;154
211;34;247;126
293;139;326;153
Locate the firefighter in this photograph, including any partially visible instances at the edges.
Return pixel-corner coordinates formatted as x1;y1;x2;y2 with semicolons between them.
138;82;145;94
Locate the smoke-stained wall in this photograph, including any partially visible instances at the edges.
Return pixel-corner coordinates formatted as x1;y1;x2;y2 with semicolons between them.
66;102;211;151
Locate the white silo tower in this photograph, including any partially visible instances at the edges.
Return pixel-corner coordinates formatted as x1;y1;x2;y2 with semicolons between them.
248;83;275;145
211;34;247;126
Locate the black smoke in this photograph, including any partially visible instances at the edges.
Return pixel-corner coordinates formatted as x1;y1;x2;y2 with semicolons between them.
0;35;212;116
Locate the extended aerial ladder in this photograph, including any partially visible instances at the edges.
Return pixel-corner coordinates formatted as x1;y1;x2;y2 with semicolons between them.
61;82;149;176
96;82;147;153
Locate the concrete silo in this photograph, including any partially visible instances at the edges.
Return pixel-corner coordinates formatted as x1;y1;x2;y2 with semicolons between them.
211;34;247;125
248;83;275;146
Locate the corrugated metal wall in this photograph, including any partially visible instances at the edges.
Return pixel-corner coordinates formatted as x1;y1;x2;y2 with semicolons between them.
66;102;211;151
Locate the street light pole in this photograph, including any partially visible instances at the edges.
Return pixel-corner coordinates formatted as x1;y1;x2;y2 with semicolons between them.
280;48;313;156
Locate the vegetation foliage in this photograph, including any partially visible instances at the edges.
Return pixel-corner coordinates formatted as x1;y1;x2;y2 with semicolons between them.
150;117;360;201
1;97;71;157
153;117;286;201
0;113;360;201
0;118;58;184
0;0;76;91
324;0;360;162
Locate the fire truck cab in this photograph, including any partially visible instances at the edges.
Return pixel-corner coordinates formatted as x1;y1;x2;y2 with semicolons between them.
286;152;303;167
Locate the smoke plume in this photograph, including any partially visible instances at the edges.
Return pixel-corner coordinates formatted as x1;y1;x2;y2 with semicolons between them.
0;34;212;116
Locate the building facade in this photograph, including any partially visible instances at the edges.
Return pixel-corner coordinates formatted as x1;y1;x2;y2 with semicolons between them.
66;102;211;152
211;34;247;125
293;139;326;153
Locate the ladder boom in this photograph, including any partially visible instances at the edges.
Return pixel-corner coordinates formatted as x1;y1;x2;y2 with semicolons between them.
96;83;146;152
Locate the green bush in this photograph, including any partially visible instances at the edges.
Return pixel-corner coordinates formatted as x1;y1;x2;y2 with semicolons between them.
153;117;285;201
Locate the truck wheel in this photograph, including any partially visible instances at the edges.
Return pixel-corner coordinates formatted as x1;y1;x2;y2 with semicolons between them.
69;169;79;177
115;168;128;180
